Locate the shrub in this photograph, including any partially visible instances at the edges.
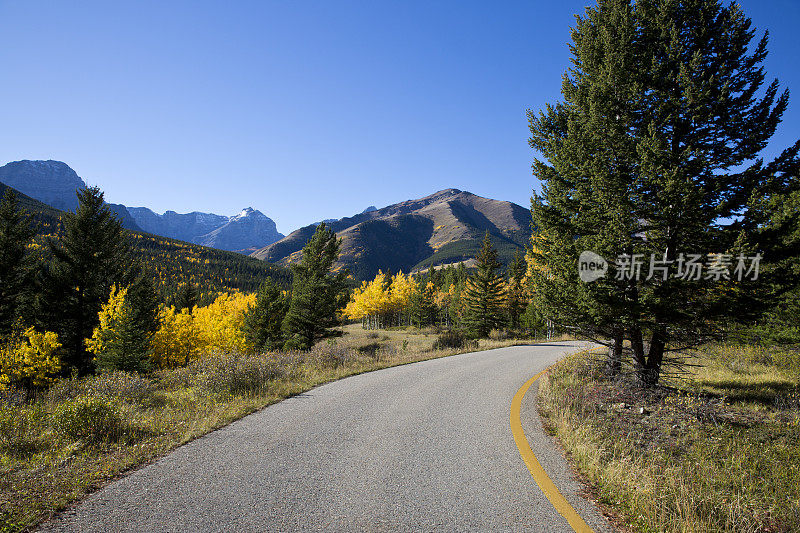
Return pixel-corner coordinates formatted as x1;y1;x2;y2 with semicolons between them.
308;343;356;368
433;329;468;350
192;352;284;396
48;371;155;405
357;342;381;357
0;327;61;396
53;396;125;443
488;329;511;341
0;404;48;456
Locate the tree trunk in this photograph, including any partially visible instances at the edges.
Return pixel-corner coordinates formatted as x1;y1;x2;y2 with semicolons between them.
630;325;646;377
640;330;666;387
606;328;623;376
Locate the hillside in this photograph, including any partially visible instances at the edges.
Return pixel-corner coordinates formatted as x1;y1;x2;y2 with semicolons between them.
252;188;532;279
0;182;62;218
2;182;290;299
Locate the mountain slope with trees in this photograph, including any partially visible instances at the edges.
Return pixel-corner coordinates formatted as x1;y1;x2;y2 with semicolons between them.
251;188;532;279
0;183;290;303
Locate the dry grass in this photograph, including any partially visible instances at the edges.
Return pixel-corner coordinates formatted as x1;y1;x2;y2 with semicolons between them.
538;346;800;533
0;324;528;532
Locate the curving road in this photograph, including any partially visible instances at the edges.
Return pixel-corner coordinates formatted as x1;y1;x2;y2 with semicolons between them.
42;342;611;532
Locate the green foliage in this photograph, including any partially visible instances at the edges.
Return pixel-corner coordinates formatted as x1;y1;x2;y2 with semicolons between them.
242;278;288;352
408;276;437;328
282;223;347;350
0;189;37;336
94;302;153;374
411;234;525;273
505;250;527;329
37;187;135;375
173;281;199;312
528;0;799;385
53;395;125;443
463;233;507;337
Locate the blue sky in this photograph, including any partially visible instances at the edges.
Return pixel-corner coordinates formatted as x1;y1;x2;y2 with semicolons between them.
1;1;798;234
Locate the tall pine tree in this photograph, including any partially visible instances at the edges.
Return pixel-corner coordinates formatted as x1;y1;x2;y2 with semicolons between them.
0;189;37;337
243;278;289;352
463;233;507;338
282;223;346;350
505;250;528;330
529;0;799;385
38;187;136;375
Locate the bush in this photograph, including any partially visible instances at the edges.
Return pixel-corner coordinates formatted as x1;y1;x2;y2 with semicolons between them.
307;343;356;368
193;352;284;396
53;396;126;443
0;327;61;395
48;371;156;405
488;329;512;341
433;329;476;350
0;405;48;456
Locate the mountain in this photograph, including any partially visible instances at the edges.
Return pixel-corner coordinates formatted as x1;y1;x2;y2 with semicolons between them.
0;160;283;253
195;208;282;253
127;207;229;242
0;182;62;217
0;160;85;211
127;206;283;253
1;181;290;297
251;188;532;280
0;160;142;231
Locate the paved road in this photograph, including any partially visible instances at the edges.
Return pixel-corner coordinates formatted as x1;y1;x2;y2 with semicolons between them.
42;342;611;532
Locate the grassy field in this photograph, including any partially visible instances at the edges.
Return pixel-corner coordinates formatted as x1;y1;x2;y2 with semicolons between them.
0;324;527;532
538;344;800;532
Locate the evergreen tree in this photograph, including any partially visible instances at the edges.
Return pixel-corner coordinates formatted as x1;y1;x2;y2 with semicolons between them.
174;282;198;312
505;250;528;329
282;223;346;350
0;190;37;337
529;0;799;385
409;275;437;328
126;270;162;340
92;287;153;374
243;278;288;352
741;178;800;341
463;233;507;337
38;187;135;375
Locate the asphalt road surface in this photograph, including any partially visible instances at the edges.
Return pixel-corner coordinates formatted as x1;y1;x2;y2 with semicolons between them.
42;341;611;532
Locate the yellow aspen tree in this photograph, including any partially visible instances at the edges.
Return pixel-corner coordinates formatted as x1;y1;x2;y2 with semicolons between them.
0;327;61;394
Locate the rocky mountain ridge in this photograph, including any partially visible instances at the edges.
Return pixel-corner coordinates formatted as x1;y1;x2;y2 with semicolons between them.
252;188;532;280
0;160;283;252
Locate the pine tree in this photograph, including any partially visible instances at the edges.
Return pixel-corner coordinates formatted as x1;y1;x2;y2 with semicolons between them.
282;223;346;350
529;0;799;385
174;282;198;312
243;278;288;352
88;285;154;374
38;187;136;375
505;250;527;330
409;275;437;328
0;189;37;337
463;233;507;337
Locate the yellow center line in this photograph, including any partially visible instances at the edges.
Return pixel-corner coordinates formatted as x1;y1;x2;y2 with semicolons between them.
510;349;602;533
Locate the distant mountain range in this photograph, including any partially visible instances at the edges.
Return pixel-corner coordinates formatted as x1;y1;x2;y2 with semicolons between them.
127;206;283;253
0;179;290;294
251;188;532;280
0;160;533;275
0;160;283;253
